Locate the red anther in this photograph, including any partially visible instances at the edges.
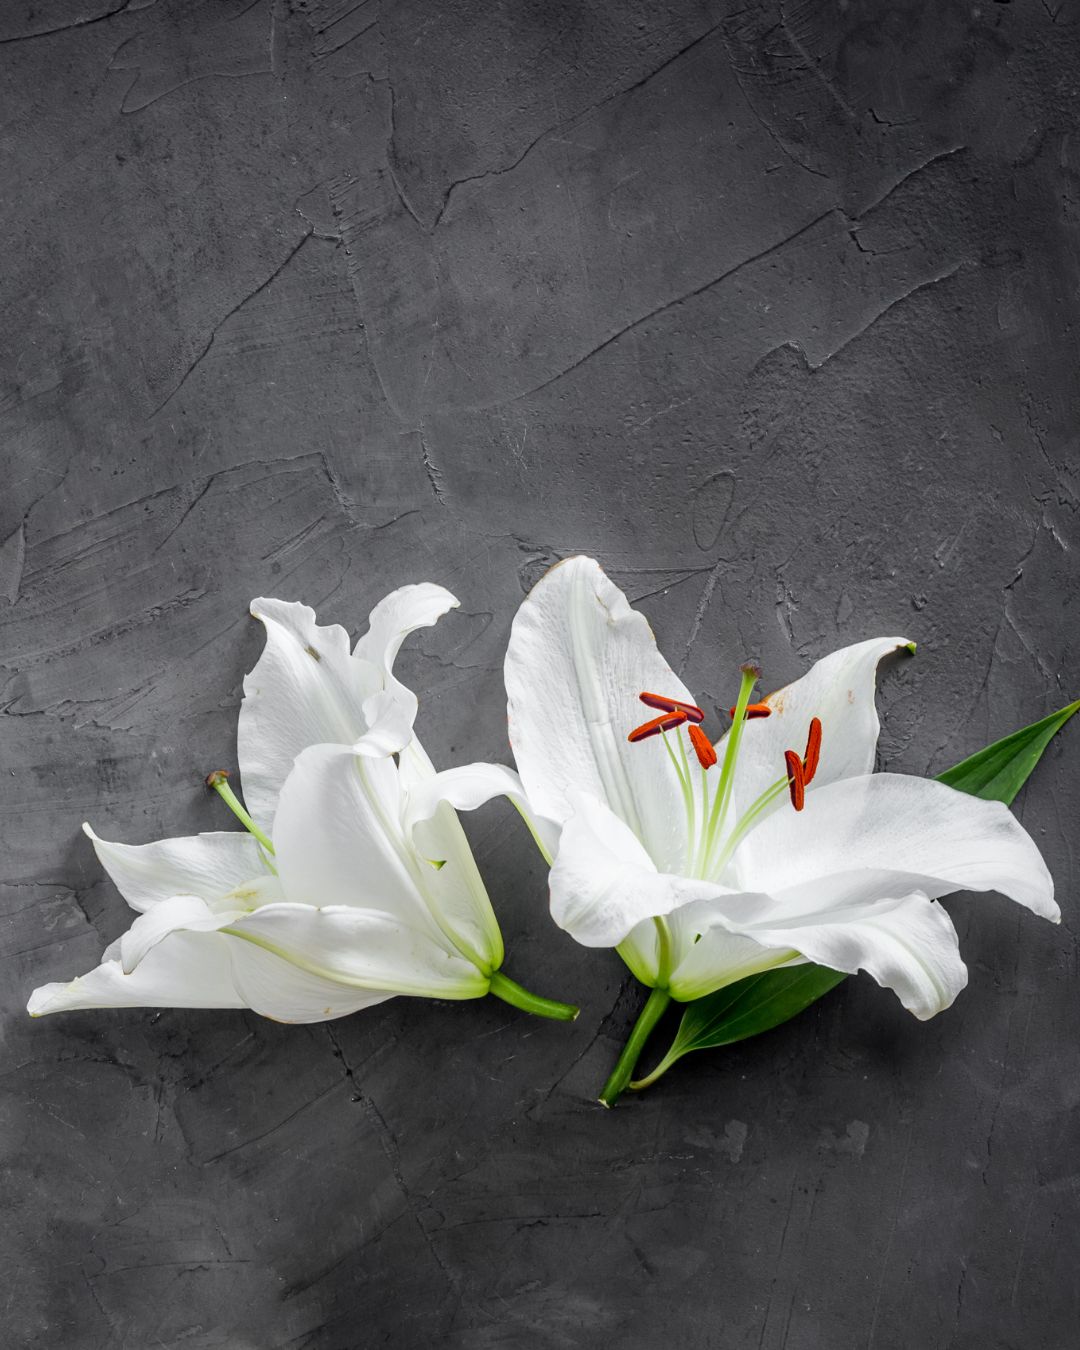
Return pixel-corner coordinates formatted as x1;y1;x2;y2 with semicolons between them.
802;716;822;783
628;711;690;742
784;750;806;811
728;701;773;720
639;691;705;723
688;724;717;769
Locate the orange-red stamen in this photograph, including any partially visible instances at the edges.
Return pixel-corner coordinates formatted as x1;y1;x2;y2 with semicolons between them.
728;701;772;720
802;716;822;783
688;724;717;769
628;711;689;742
784;749;805;811
639;691;705;723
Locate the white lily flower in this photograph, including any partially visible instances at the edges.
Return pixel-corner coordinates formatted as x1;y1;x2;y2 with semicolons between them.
27;766;492;1021
417;557;1057;1023
29;588;577;1024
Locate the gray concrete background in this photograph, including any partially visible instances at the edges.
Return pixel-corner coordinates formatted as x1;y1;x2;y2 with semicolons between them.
3;1;1079;1346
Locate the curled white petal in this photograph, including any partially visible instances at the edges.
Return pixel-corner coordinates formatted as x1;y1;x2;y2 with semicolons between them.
353;582;459;675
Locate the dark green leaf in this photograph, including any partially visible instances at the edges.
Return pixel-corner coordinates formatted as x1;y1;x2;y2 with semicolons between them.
631;966;847;1089
935;699;1079;804
633;698;1079;1089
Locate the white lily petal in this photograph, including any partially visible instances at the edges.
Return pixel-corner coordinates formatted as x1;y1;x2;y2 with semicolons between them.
227;940;396;1023
273;744;454;944
667;923;804;1001
506;556;696;872
220;873;285;911
83;825;267;913
225;904;488;999
736;773;1058;920
550;791;720;947
767;893;967;1019
275;744;502;971
721;636;913;815
119;895;247;974
396;745;505;971
27;932;244;1015
617;909;766;988
395;734;438;787
403;758;561;866
670;888;967;1019
616;919;663;985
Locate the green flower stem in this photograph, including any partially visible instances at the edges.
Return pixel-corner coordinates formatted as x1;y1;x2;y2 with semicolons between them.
598;984;673;1108
488;970;579;1021
206;771;275;856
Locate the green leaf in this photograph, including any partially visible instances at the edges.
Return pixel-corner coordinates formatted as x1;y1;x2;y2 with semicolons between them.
630;966;847;1089
935;699;1080;804
632;698;1079;1090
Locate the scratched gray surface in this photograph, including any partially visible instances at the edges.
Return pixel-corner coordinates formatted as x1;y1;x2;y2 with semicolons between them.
3;2;1079;1346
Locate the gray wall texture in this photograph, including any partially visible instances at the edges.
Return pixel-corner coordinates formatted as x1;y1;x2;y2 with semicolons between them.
3;1;1080;1346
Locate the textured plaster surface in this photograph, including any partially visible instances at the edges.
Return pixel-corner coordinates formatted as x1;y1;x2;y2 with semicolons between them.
3;2;1080;1347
